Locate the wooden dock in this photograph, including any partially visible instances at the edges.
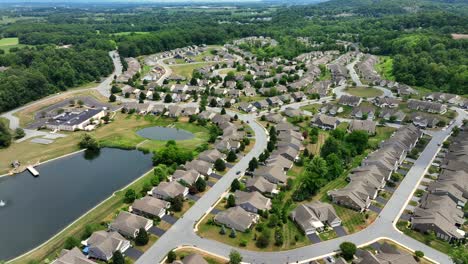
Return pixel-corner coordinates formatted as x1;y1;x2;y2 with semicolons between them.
26;166;39;176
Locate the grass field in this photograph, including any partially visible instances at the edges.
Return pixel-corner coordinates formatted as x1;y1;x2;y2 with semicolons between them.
300;103;321;114
344;87;383;97
170;62;214;79
111;31;151;36
0;113;209;174
197;217;309;252
0;37;27;53
333;205;377;233
375;56;395;81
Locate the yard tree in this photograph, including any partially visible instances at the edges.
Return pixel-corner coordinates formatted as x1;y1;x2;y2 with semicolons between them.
210;98;218;107
79;134;100;151
274;228;284;246
110;85;121;94
227;150;237;162
230;179;241;192
345;130;368;154
340;242;357;260
450;246;468;264
171;195;184;212
139;92;146;101
243;137;250;145
325;153;343;180
414;250;424;261
220;225;226;235
195;177;207;192
124;189;136;203
227;194;236;208
63;236;80;249
230;227;237;238
14;128;25;139
214;158;226;171
221;107;226;115
164;93;172;103
256;229;271;248
248;157;258;171
112;250;125;264
229;250;243;264
135;228;149;246
109;93;116;102
153;92;161;101
167;250;177;263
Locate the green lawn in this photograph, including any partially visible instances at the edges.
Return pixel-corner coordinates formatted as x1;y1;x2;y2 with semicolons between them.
344;87;383;98
375;56;395;81
319;229;337;241
0;37;27;53
170;62;214;79
300;103;321;114
197;216;309;252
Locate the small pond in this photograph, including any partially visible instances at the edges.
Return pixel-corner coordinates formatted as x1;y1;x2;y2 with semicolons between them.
136;126;194;141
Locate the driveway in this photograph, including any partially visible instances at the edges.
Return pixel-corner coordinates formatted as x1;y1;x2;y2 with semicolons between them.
125;247;143;260
333;226;347;237
210;173;222;180
161;215;178;225
369;204;382;214
149;226;166;237
187;194;200;201
210;208;222;215
307;233;322;244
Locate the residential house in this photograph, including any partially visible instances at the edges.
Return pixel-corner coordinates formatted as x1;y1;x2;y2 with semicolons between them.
184;159;213;176
348;120;377;135
173;169;201;185
407;99;447;114
379;108;406;123
238;102;257;113
234;190;271;213
411;113;439;128
338;95;362;107
109;211;153;238
152;181;189;200
425;92;459;104
253;165;287;185
214;206;259;232
373;97;399;108
290;201;342;235
351;106;375;120
83;231;130;261
52;247;97;264
311;114;339;130
246;176;278;194
130;196;170;219
198;149;226;164
264;113;285;123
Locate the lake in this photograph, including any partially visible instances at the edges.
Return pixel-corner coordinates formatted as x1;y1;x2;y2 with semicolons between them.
136;126;194;141
0;148;153;261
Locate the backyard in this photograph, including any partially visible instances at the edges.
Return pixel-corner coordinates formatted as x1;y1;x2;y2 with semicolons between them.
170;62;214;79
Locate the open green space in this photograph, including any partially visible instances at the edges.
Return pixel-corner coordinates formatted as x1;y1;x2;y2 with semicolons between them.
111;31;151;36
170;62;214;79
375;56;395;81
0;37;28;53
197;216;309;252
344;87;383;97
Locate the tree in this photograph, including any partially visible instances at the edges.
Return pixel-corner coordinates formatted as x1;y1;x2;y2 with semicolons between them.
79;134;100;151
109;93;116;102
226;150;237;162
0;122;12;148
256;229;271;248
248;157;258;171
171;195;184;212
195;177;206;192
230;179;241;192
63;236;80;249
274;228;284;246
139;92;146;101
135;228;149;246
229;250;243;264
112;251;125;264
414;250;424;261
14;128;25;139
164;93;172;103
345;130;368;154
124;189;136;203
221;108;226;115
227;194;236;207
229;227;237;238
450;246;468;264
220;225;226;235
325;153;343;180
167;250;177;263
214;158;226;171
340;242;357;260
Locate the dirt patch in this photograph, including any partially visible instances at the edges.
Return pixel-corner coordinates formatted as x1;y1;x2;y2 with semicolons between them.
451;34;468;40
